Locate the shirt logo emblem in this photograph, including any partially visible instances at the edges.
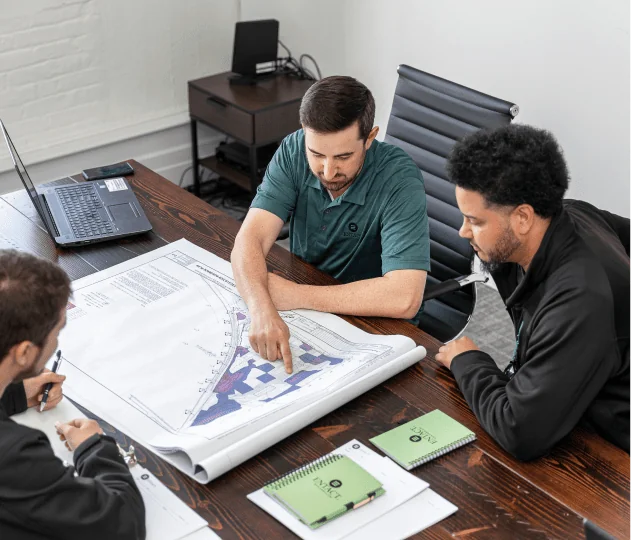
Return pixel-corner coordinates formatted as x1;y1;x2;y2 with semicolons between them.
348;222;358;232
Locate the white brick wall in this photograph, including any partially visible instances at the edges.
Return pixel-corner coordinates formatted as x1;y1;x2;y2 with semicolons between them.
0;0;238;174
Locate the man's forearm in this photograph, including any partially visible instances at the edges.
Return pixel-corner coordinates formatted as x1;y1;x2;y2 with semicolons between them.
231;237;276;312
285;274;424;319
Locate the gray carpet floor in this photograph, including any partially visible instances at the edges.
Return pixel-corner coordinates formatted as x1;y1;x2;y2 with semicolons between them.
463;284;515;370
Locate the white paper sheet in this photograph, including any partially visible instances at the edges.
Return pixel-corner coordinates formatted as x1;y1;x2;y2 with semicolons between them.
13;401;210;540
12;398;82;465
345;489;458;540
131;466;209;540
247;440;429;540
56;239;426;482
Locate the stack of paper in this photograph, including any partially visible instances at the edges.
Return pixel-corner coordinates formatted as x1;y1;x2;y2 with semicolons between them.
248;440;457;540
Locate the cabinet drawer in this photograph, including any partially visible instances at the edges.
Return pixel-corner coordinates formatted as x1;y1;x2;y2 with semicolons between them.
189;87;253;143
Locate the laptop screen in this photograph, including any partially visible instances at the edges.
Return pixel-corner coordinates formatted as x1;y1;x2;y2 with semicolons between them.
0;120;52;233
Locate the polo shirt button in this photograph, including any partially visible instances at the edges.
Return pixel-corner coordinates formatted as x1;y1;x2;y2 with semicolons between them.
321;225;327;231
325;209;331;214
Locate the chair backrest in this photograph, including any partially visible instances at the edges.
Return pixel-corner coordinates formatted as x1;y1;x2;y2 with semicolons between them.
384;65;518;342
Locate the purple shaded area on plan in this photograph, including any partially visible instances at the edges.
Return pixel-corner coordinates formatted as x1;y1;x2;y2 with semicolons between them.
299;352;344;366
300;343;313;351
236;312;246;321
192;354;259;426
192;393;240;426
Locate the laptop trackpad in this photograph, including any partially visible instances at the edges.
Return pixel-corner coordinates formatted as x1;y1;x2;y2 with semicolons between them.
108;203;138;221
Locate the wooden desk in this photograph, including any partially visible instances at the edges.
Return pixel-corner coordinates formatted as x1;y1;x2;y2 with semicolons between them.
0;161;628;539
188;72;314;195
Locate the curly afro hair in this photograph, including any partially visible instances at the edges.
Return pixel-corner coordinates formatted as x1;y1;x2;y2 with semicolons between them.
446;124;569;218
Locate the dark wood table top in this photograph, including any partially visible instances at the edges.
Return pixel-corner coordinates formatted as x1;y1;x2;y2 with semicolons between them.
1;161;628;539
189;71;315;114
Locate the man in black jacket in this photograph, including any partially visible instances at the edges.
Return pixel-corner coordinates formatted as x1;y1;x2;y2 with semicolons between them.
0;250;145;539
436;124;629;461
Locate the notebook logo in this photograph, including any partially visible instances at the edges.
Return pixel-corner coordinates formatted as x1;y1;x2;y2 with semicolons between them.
313;477;342;500
409;426;438;444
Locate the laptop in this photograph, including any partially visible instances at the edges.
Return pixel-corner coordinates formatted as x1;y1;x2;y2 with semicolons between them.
583;519;617;540
1;120;152;247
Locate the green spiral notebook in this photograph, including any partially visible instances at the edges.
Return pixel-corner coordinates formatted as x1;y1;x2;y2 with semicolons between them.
370;409;476;469
263;454;385;529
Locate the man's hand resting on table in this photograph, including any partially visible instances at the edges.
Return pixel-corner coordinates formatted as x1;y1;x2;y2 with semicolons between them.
23;369;66;411
248;306;293;374
56;418;104;452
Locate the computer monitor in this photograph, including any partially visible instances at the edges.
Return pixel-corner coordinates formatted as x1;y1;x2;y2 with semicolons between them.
230;19;279;84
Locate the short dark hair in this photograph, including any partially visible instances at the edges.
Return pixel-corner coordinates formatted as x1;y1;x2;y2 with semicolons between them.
299;76;375;140
446;124;569;218
0;250;71;360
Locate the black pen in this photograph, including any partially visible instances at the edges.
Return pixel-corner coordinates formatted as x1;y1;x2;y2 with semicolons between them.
40;350;62;412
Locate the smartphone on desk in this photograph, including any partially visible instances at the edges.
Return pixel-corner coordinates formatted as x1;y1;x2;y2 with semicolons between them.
82;162;134;181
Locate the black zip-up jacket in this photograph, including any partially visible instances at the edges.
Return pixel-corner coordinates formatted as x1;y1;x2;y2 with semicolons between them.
451;200;629;460
0;382;146;539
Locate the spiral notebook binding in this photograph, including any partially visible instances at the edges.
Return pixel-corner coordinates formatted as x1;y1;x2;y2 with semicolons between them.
265;454;344;490
408;434;476;467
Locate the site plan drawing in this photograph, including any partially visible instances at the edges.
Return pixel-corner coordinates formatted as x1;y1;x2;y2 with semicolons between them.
58;239;426;482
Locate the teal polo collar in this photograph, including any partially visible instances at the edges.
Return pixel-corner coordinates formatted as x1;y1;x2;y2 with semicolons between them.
305;143;375;207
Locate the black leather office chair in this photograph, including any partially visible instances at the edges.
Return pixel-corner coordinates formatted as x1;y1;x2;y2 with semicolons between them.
384;65;519;342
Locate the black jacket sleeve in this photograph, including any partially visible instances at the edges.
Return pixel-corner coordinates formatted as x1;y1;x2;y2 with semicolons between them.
451;267;620;461
599;209;630;256
0;382;28;416
0;426;146;540
583;203;631;257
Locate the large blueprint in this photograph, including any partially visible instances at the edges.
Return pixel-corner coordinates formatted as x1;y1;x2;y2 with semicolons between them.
58;239;426;482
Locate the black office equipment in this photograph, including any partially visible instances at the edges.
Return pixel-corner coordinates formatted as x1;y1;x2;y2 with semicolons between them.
384;65;518;342
1;120;152;247
584;519;617;540
83;162;134;181
230;19;279;85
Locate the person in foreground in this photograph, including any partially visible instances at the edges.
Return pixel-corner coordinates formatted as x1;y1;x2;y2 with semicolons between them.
435;124;629;460
231;76;430;373
0;250;145;540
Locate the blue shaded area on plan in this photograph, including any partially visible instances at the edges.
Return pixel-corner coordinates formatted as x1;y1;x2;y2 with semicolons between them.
299;352;344;366
257;373;275;383
191;355;259;426
192;345;344;426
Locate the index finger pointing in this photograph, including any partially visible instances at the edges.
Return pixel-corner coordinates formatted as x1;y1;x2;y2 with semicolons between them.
280;339;293;374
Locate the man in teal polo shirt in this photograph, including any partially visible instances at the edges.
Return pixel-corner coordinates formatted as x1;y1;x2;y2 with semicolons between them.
231;76;430;373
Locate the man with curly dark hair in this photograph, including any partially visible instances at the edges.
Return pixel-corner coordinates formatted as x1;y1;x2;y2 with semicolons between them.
435;124;629;460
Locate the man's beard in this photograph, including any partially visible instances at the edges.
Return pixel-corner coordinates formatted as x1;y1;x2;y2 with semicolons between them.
478;225;521;274
317;150;366;193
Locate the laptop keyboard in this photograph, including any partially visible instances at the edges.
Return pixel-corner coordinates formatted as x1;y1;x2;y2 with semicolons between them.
57;184;113;238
